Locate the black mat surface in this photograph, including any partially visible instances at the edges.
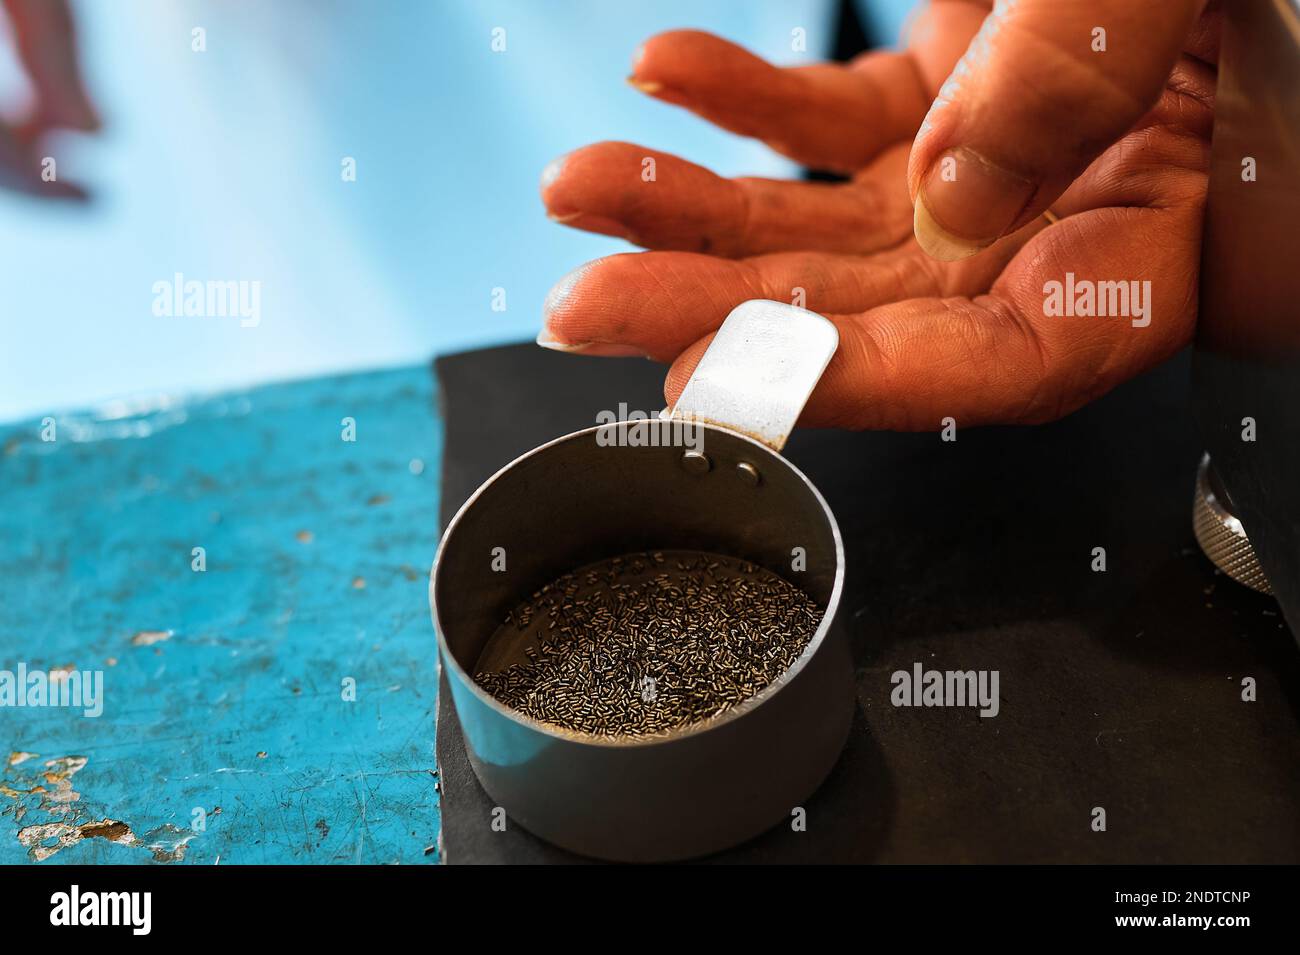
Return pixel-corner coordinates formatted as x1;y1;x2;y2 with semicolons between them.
434;344;1300;864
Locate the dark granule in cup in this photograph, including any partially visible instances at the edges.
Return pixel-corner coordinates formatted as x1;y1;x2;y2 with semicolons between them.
473;549;823;737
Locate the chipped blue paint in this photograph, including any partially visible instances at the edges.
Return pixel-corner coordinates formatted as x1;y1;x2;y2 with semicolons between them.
0;366;442;863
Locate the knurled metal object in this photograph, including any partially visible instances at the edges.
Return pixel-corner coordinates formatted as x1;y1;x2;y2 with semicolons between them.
1193;454;1272;594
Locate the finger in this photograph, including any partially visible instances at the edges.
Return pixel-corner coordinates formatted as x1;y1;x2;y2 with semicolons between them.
3;0;99;131
908;0;1204;260
626;6;989;172
628;29;931;173
536;233;1020;361
668;203;1200;430
539;249;922;360
540;141;914;256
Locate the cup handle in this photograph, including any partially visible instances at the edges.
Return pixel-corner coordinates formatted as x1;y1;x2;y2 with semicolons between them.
666;300;839;453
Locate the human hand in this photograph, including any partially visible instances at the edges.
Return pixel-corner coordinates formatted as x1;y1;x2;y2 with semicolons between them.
0;0;98;199
538;1;1219;430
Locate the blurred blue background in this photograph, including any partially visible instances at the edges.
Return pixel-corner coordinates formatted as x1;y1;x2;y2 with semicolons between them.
0;0;915;423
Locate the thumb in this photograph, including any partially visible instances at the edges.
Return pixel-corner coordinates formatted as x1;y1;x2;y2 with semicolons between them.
908;0;1204;260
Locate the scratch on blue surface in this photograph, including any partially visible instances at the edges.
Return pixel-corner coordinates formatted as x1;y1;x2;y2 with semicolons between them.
0;365;443;863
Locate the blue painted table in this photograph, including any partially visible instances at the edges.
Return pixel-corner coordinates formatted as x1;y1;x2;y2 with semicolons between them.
0;366;443;864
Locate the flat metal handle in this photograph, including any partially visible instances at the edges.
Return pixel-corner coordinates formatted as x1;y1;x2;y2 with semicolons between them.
667;300;839;452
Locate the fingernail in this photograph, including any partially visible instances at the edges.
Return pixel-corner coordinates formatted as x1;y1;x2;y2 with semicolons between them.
545;211;632;240
913;196;983;261
913;147;1035;261
536;329;646;357
535;328;576;350
626;75;663;94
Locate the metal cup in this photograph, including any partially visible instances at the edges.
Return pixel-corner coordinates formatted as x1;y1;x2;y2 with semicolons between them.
430;301;854;861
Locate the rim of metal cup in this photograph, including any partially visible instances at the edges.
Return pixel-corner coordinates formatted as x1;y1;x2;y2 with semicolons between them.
429;419;845;749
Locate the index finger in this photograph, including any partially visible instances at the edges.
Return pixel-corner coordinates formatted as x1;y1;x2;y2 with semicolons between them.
628;8;983;174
